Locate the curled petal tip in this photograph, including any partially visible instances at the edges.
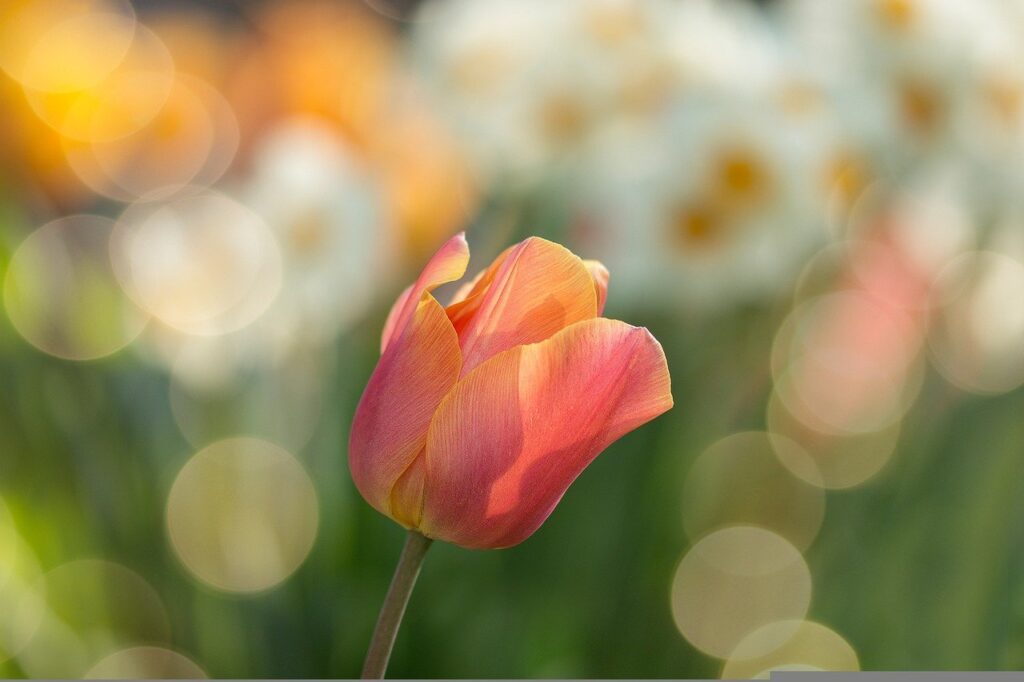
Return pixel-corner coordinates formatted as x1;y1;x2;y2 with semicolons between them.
381;232;471;355
583;260;610;315
447;231;469;253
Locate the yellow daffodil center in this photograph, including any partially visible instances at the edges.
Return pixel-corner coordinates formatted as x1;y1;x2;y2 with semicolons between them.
619;62;675;115
714;147;773;207
984;76;1024;127
898;80;943;133
582;3;646;47
539;93;589;145
671;203;727;250
875;0;917;31
449;46;512;96
289;211;330;256
824;152;870;210
778;82;826;117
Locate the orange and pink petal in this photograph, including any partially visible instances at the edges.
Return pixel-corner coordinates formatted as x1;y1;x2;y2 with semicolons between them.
350;295;463;522
417;318;673;548
447;237;599;375
353;233;471;520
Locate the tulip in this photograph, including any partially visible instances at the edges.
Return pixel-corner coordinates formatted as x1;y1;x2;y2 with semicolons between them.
351;231;673;549
350;232;672;677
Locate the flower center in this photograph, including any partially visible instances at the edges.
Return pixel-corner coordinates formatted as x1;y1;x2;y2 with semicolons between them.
875;0;917;31
618;62;675;115
288;211;330;256
984;76;1024;127
898;80;943;134
713;147;772;207
777;82;827;116
823;151;870;210
449;46;513;96
539;93;589;145
582;3;646;47
671;203;727;250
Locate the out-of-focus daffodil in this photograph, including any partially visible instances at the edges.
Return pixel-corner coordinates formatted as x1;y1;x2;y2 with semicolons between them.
244;116;392;352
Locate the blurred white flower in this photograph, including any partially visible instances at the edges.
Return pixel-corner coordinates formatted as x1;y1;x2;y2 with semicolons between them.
540;0;698;145
414;0;775;187
579;94;828;308
665;0;784;94
413;0;567;184
242;116;393;354
782;0;1024;183
953;10;1024;205
132;117;393;390
409;0;1024;311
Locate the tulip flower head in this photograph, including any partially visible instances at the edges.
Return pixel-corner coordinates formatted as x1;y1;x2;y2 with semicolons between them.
350;233;673;549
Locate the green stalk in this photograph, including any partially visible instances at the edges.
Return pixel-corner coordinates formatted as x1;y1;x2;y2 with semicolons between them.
361;531;433;679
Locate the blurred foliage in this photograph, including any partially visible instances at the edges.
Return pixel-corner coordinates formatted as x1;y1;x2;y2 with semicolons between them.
3;0;1024;678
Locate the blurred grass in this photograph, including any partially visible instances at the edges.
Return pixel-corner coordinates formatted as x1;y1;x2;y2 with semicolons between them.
3;42;1024;675
2;228;1016;678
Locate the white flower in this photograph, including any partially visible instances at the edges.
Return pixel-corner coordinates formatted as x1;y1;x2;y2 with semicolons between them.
556;0;838;309
133;117;394;390
413;0;769;187
580;95;829;308
413;0;567;184
242;116;393;355
782;0;1021;181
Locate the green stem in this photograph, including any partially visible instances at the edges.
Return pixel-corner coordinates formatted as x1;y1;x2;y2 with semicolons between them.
361;530;433;679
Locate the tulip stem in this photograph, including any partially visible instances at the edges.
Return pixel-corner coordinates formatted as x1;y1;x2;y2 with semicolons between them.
361;530;433;679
